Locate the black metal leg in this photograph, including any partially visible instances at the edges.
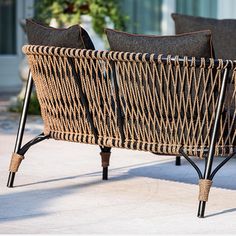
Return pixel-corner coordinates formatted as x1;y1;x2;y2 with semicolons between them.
7;133;49;187
14;72;33;153
7;173;16;188
100;146;111;180
102;167;108;180
198;201;206;218
175;156;181;166
7;72;33;188
197;68;229;218
179;68;232;218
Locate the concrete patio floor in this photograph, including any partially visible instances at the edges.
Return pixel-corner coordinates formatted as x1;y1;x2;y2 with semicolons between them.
1;95;236;234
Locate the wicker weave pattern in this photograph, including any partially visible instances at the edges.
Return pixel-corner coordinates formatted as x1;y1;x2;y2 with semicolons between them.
23;45;235;157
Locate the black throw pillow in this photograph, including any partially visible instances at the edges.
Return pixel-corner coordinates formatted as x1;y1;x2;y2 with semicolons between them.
171;13;236;60
26;19;95;49
105;28;214;120
105;28;213;58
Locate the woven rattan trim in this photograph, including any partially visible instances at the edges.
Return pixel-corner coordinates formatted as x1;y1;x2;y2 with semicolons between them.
100;152;111;167
50;131;235;156
198;179;213;202
9;153;24;172
22;45;234;68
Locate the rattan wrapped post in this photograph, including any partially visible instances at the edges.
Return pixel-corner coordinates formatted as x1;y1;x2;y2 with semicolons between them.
199;179;213;202
9;153;24;172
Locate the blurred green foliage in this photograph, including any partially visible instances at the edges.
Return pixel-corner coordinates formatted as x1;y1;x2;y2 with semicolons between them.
9;92;41;115
35;0;127;36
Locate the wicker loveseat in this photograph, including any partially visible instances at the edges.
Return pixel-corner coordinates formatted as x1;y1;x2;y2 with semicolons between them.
7;45;236;218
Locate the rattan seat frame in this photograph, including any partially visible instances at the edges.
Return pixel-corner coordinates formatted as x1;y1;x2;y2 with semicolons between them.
7;45;236;218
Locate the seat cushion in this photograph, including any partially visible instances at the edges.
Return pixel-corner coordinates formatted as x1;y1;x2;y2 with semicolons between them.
26;19;95;49
171;13;236;60
105;28;214;58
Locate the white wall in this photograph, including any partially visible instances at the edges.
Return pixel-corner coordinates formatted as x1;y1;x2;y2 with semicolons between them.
217;0;236;19
0;0;34;89
161;0;176;35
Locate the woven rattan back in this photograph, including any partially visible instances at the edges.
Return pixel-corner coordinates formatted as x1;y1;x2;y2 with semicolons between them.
23;45;235;157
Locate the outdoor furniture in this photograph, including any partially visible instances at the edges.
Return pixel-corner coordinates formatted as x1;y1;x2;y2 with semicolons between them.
7;45;236;218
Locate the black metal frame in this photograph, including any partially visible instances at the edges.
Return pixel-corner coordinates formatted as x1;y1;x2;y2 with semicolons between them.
7;63;235;218
179;68;236;218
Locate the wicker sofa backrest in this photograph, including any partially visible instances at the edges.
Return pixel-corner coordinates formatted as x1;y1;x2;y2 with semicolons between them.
23;45;235;157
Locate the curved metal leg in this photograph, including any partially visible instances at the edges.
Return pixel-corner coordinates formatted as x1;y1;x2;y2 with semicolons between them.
99;146;111;180
180;148;235;218
179;148;202;179
180;68;231;218
197;68;229;218
7;133;50;187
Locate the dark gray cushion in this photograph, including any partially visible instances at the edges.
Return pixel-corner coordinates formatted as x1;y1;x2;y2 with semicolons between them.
26;19;95;49
171;13;236;60
105;28;213;58
25;19;96;121
105;29;215;121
